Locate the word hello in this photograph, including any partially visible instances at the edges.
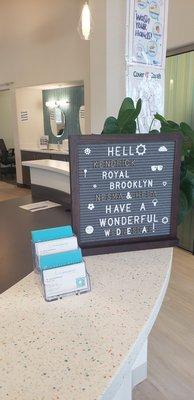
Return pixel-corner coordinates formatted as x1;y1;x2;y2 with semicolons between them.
107;146;142;157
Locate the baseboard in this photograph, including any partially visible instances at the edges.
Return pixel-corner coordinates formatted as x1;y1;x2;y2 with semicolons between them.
17;183;31;189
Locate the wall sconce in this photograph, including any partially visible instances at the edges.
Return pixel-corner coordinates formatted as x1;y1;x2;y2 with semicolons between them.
58;99;70;108
78;1;92;40
45;100;56;109
45;99;70;109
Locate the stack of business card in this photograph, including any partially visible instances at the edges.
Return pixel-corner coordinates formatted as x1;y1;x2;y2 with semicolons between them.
31;226;75;270
31;226;90;301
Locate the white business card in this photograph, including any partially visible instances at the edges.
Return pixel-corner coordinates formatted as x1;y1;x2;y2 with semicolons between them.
35;236;78;256
43;261;88;299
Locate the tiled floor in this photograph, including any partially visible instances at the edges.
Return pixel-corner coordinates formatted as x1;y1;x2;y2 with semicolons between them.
0;181;29;202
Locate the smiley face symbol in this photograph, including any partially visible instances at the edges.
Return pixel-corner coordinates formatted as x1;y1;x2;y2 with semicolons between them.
85;226;94;235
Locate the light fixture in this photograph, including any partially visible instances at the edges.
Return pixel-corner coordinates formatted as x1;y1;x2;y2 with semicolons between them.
45;100;56;109
58;99;70;108
78;1;92;41
45;99;70;109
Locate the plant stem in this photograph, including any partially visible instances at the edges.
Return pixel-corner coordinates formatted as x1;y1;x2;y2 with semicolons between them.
137;117;140;133
149;117;155;133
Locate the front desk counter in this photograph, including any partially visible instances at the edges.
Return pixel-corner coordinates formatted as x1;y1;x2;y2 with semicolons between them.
22;159;70;207
0;196;173;400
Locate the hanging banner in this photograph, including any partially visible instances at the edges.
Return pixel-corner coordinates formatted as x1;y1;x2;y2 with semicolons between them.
126;0;168;68
126;0;169;130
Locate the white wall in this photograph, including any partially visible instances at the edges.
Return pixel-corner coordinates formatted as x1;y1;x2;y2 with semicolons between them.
0;90;14;149
167;0;194;49
0;0;90;183
16;87;44;149
90;0;126;134
0;0;90;133
0;0;89;87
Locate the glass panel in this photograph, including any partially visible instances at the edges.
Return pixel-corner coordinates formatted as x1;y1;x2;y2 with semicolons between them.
165;51;194;127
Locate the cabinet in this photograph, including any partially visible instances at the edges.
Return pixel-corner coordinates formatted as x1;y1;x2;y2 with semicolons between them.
21;151;69;186
50;154;69;162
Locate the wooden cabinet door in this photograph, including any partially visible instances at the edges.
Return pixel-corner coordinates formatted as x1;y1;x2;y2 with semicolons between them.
35;152;50;160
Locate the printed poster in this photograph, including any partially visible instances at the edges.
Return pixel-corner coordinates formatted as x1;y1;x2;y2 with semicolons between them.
132;0;166;67
126;66;164;132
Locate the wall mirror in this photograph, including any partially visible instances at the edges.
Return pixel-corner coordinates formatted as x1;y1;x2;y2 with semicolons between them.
49;106;66;138
43;84;84;143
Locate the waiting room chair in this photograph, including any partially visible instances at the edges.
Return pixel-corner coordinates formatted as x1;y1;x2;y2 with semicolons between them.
0;139;15;178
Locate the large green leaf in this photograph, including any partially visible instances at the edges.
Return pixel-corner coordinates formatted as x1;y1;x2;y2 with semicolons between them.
161;121;180;133
117;109;137;132
102;117;120;135
184;156;194;173
166;120;180;130
180;174;194;209
154;114;181;133
154;113;168;124
178;190;189;225
149;129;160;134
117;98;141;133
180;122;194;147
121;120;136;134
118;97;135;121
181;135;191;157
134;98;142;119
180;161;187;181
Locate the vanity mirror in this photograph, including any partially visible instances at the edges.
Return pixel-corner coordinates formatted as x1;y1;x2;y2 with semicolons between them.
45;100;68;138
49;106;66;138
43;85;84;142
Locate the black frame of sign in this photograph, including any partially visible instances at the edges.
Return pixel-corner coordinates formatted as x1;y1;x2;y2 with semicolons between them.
69;134;182;256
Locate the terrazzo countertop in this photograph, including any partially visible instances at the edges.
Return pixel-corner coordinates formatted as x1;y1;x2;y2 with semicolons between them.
0;248;173;400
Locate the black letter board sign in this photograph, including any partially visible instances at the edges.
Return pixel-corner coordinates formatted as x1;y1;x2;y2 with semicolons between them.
69;134;181;256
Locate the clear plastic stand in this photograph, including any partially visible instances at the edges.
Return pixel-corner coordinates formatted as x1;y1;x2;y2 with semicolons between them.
31;228;91;302
42;271;91;302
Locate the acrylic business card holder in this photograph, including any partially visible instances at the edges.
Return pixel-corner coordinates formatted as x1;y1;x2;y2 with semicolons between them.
31;241;40;273
31;226;91;302
41;271;91;302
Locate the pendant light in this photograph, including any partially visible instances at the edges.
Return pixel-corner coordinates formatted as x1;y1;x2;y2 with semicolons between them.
78;1;92;40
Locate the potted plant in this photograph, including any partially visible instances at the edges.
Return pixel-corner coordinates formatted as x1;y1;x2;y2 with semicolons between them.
102;98;194;230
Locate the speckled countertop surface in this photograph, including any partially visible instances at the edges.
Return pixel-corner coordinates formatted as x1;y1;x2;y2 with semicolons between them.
0;248;172;400
22;159;69;175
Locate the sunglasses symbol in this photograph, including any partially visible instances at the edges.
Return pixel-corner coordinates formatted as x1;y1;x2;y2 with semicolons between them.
151;165;164;172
